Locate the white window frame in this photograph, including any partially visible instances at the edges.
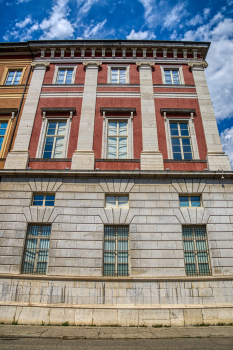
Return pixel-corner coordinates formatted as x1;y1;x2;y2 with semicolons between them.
52;65;77;84
36;115;72;159
101;115;134;159
105;195;129;208
160;65;185;85
107;65;130;84
164;117;199;160
179;195;202;208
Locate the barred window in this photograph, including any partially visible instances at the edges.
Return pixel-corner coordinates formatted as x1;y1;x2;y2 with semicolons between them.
182;225;211;276
103;226;129;276
22;225;51;274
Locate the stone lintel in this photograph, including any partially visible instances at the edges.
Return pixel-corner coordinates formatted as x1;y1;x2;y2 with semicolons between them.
161;108;196;115
41;107;76;115
71;150;95;170
100;107;136;114
0;108;18;115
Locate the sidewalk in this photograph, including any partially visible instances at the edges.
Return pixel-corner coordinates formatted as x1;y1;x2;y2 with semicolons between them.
0;325;232;339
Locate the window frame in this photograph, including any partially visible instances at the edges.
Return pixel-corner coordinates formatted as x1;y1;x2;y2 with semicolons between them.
52;65;77;85
107;65;130;84
164;117;199;160
0;118;11;158
22;224;51;275
102;116;134;159
32;193;55;207
0;66;26;86
103;225;130;277
182;225;211;276
179;195;202;208
160;65;185;85
105;194;129;208
36;116;72;159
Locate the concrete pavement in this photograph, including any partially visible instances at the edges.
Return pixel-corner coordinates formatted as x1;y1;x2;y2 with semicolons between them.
0;325;233;339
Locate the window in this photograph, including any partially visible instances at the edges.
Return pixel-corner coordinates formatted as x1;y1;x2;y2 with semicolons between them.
182;225;211;276
103;226;129;276
111;68;126;84
5;70;22;85
57;69;73;84
52;65;77;85
22;225;51;274
107;121;128;159
43;121;67;158
0;121;8;151
164;69;180;84
33;194;55;206
179;195;201;207
107;65;130;84
106;195;129;208
170;122;192;160
160;65;185;85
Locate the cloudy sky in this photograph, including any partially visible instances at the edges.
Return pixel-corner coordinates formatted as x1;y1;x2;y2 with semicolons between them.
1;0;233;168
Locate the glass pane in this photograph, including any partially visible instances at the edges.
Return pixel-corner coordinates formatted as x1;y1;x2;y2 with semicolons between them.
172;70;180;84
13;71;22;84
171;138;180;145
23;261;34;273
119;70;126;83
165;71;172;84
108;137;117;158
119;137;127;159
118;226;128;237
33;195;44;206
183;240;194;251
119;122;127;136
5;71;15;85
36;262;47;274
185;264;197;276
106;196;117;208
104;251;115;263
118;196;128;208
53;137;64;158
182;226;193;238
65;70;73;84
104;226;116;238
183;146;192;153
108;122;117;135
28;225;40;236
0;137;4;150
173;153;182;160
118;240;128;251
57;70;65;83
170;129;179;136
47;123;57;135
104;240;115;251
183;152;193;160
57;122;66;135
104;263;115;276
182;138;191;145
40;225;51;237
117;264;128;276
26;239;37;249
194;226;206;238
45;195;55;206
191;196;201;207
38;250;49;261
198;263;210;275
43;137;54;158
111;70;118;83
179;196;189;207
39;239;50;250
196;240;207;251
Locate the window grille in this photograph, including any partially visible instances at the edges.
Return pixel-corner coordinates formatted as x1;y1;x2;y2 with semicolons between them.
170;122;192;160
103;226;129;276
43;121;67;158
22;225;51;274
182;225;211;276
107;121;128;159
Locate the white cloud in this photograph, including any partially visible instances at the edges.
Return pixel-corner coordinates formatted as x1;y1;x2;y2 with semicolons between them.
126;29;156;40
204;8;210;19
220;127;233;169
227;0;233;5
17;0;31;3
163;2;188;30
39;0;74;39
76;0;101;17
138;0;157;27
82;19;107;38
186;14;202;27
15;16;32;29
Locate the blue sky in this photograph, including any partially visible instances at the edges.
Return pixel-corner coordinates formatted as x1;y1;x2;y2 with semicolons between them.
1;0;233;168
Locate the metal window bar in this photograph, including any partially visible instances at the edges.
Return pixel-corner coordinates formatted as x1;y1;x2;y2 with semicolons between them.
182;225;211;276
103;226;129;277
22;225;51;275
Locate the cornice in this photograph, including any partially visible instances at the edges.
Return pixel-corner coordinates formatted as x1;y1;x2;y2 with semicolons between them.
83;61;102;67
188;61;208;69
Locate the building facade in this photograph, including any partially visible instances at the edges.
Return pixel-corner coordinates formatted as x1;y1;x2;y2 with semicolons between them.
0;40;232;326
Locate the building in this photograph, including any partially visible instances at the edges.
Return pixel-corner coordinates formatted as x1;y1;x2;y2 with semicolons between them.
0;40;232;326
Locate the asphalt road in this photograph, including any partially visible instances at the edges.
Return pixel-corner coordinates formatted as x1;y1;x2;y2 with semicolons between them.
0;338;233;350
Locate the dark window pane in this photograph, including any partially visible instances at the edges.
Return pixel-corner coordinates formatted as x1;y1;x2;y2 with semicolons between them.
173;153;182;160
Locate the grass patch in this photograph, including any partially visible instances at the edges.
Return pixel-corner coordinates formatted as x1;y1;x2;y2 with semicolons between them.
195;323;210;327
12;320;18;325
217;323;226;326
152;324;163;328
62;321;69;326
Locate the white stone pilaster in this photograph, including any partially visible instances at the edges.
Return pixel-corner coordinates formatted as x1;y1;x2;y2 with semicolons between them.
4;62;49;170
137;62;163;170
189;61;231;171
71;61;101;170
